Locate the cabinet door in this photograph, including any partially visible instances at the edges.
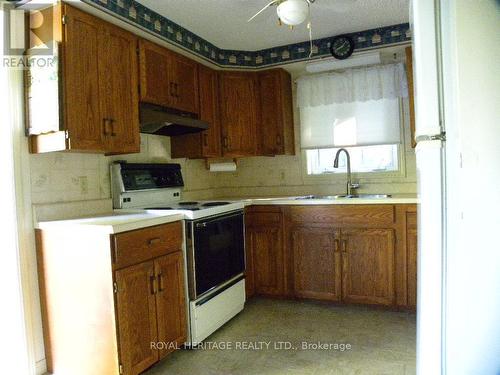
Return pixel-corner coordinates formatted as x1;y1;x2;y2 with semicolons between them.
292;227;342;301
62;5;104;151
199;66;221;157
115;261;158;375
258;69;294;156
170;65;221;159
219;72;258;157
406;212;418;309
99;24;140;155
247;225;284;296
169;53;199;114
341;228;395;306
138;39;170;108
154;252;187;359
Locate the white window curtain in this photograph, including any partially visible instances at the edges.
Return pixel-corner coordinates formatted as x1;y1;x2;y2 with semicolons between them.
297;63;408;149
297;63;408;107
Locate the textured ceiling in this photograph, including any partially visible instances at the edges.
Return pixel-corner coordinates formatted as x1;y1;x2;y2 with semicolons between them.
135;0;410;51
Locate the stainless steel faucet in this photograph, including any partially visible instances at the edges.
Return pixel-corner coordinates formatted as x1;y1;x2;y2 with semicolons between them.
333;148;360;196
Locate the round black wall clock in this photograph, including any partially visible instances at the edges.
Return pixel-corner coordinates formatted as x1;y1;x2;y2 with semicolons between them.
330;35;355;60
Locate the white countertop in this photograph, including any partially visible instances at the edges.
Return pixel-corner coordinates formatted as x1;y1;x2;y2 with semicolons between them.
36;211;185;234
36;195;417;234
225;194;419;206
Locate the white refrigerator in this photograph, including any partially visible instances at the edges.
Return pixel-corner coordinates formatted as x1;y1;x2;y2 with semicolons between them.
412;1;500;374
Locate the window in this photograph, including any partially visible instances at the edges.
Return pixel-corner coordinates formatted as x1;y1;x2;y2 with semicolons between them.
306;145;399;175
300;98;402;176
297;63;408;177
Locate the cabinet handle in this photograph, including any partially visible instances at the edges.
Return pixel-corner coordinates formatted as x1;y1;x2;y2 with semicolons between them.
169;82;175;98
103;118;110;136
150;274;157;295
223;136;228;149
203;133;209;147
148;237;161;246
276;134;282;146
174;83;180;98
334;239;340;252
341;239;348;253
157;272;164;292
109;119;117;136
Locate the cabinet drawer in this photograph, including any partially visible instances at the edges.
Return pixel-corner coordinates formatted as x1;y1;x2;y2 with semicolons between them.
112;221;183;269
288;205;395;226
246;212;282;227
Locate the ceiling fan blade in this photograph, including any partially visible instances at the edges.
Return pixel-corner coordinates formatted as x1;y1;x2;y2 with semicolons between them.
247;0;280;22
314;0;358;12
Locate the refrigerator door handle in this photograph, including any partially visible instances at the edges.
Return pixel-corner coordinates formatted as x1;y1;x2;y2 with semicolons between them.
416;132;446;143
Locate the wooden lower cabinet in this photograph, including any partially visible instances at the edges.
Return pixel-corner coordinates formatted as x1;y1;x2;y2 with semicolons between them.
341;228;395;306
115;261;159;375
245;208;285;297
246;204;417;309
406;211;418;309
36;221;186;375
292;227;342;301
154;252;187;359
115;251;187;374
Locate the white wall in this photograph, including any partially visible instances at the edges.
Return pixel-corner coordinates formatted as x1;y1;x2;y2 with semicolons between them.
444;1;500;374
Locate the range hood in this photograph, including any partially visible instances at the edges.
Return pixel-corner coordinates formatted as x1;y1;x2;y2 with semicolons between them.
139;103;209;136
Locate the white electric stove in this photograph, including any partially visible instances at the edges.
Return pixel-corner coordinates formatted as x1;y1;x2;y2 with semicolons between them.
111;161;246;346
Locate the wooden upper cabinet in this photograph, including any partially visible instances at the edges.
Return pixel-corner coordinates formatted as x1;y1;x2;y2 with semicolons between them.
292;227;342;301
219;72;258;157
199;66;221;157
98;23;140;155
115;261;159;375
341;228;395;306
405;47;417;148
29;5;140;155
168;52;199;114
154;252;187;360
138;39;171;108
61;5;104;152
171;65;221;159
139;40;199;114
258;69;295;156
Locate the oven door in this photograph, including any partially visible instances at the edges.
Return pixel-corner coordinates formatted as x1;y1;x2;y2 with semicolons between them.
190;211;245;299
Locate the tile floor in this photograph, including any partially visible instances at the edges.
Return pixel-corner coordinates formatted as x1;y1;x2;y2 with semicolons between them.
145;298;416;375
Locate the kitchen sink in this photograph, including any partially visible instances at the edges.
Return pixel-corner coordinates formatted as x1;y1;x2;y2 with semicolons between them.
296;194;392;200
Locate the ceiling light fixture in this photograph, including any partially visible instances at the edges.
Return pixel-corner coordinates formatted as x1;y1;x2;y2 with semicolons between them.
277;0;310;26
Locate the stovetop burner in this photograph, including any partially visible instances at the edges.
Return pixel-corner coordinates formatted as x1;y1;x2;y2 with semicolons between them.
201;202;231;207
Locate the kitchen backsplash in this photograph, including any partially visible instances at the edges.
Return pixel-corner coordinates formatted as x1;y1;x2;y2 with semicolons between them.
29;134;218;207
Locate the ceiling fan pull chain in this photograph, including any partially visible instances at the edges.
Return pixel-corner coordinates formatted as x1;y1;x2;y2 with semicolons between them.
308;8;314;58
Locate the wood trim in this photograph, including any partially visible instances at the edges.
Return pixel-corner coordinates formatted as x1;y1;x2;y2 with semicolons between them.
405;46;417;148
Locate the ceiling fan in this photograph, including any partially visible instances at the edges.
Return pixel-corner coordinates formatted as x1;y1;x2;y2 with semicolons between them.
248;0;314;26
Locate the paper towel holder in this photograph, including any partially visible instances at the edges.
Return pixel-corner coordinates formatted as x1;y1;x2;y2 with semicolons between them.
205;158;238;170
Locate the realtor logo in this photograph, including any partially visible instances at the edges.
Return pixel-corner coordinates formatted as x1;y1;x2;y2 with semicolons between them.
2;1;57;68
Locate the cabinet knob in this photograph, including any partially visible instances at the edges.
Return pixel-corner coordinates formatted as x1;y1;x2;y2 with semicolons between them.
148;237;161;246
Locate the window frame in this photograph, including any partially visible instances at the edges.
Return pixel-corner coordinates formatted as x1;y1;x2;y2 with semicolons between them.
300;98;411;184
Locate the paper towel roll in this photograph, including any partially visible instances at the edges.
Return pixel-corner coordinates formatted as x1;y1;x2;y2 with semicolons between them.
209;162;237;172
